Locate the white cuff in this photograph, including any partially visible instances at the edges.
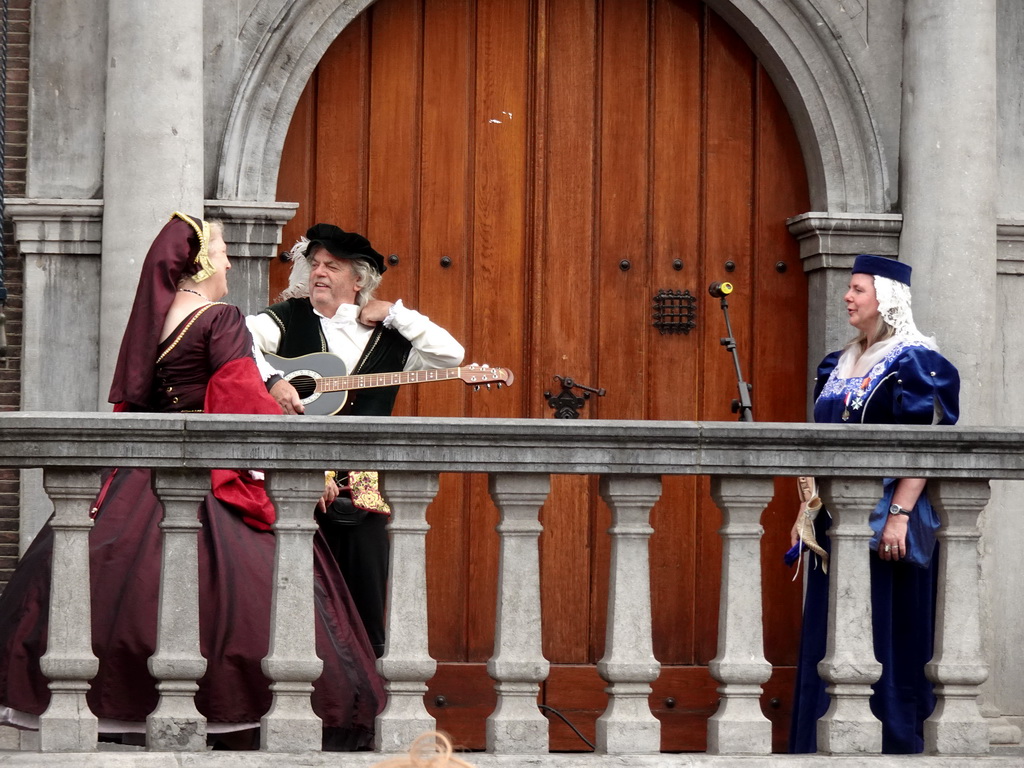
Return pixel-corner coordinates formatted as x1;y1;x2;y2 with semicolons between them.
383;298;405;329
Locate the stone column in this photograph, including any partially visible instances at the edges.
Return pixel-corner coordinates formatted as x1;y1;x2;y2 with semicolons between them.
99;0;205;407
595;475;662;755
486;473;550;754
147;469;209;751
38;469;102;753
261;471;325;752
376;472;439;752
816;478;882;754
899;0;998;426
203;200;298;314
706;476;774;755
8;201;104;549
925;479;991;755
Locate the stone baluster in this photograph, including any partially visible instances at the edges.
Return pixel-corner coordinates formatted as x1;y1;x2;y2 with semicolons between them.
925;479;991;754
38;469;102;752
595;475;662;755
261;471;325;752
486;473;551;754
377;472;439;751
146;469;210;751
816;478;882;753
707;476;774;755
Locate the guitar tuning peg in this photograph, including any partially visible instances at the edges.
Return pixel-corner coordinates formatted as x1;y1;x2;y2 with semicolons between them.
474;385;481;391
486;383;491;390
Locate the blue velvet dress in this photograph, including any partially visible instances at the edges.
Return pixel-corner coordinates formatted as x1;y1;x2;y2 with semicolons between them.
789;339;960;754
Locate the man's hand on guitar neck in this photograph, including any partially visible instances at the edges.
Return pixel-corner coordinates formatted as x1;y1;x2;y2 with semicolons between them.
270;378;305;415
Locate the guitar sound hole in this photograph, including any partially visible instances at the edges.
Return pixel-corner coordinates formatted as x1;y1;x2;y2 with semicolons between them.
289;375;317;399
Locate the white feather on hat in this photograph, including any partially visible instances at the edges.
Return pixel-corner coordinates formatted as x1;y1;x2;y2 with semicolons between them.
278;236;311;300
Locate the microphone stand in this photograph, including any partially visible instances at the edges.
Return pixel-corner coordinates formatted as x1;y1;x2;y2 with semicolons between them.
711;284;753;422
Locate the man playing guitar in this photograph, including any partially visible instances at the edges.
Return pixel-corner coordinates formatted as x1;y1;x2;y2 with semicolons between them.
247;223;464;657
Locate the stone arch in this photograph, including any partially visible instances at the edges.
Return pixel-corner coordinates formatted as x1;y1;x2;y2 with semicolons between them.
217;0;890;212
215;0;379;201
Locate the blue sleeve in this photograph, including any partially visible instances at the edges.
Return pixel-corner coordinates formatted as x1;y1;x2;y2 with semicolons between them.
813;351;842;401
893;347;960;425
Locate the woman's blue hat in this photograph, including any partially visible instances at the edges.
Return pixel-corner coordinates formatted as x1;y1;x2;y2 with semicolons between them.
852;253;911;286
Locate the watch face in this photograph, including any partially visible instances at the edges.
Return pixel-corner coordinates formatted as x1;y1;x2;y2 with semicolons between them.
889;504;901;515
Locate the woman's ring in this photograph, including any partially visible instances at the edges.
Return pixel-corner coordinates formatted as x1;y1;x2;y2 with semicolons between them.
884;544;892;552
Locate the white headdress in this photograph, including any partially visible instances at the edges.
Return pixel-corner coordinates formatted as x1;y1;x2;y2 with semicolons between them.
872;274;935;348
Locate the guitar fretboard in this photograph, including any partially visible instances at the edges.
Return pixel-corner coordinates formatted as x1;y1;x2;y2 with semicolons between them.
317;367;466;393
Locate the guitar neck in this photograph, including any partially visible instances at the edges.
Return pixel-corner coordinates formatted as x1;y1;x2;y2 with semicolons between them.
317;367;464;393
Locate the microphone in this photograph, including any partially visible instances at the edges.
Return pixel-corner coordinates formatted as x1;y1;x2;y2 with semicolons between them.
708;281;734;298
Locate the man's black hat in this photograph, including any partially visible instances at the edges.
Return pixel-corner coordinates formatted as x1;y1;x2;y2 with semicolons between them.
305;223;387;274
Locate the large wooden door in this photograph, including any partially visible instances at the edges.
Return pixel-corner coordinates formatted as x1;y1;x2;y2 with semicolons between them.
275;0;809;751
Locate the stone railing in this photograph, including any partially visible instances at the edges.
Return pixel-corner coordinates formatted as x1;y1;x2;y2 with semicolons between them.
0;412;1022;767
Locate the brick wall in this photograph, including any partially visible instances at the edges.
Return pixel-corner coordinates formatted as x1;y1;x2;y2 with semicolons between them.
0;0;29;590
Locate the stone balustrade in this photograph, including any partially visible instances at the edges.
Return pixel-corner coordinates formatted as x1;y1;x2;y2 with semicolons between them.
0;412;1021;767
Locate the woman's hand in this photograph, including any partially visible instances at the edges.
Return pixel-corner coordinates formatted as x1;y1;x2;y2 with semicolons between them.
878;513;909;561
317;478;341;513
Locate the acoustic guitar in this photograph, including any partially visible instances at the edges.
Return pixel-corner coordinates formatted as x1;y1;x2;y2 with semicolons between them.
264;352;514;416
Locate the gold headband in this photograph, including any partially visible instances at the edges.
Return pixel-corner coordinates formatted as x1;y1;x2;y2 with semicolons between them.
171;211;216;283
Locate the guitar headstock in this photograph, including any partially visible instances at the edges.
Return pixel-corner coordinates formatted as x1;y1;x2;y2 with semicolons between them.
459;364;514;390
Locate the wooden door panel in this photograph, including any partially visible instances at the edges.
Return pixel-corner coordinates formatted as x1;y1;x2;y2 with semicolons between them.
465;474;500;660
273;79;317;296
532;3;602;664
471;0;531;421
534;0;598;420
419;0;473;420
276;0;809;750
595;0;650;424
316;17;370;231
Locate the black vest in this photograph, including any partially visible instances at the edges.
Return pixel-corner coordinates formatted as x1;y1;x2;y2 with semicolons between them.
262;298;412;416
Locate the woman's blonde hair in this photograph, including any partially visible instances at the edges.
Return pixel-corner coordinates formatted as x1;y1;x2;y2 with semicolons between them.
372;731;476;768
844;312;895;354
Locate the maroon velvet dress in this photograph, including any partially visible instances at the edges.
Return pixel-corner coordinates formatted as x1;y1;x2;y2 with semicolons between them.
0;303;384;748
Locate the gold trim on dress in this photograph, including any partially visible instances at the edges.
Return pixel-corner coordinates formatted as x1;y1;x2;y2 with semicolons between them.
157;302;226;364
171;211;216;283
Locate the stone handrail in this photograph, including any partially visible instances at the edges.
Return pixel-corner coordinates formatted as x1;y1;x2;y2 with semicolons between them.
0;412;1021;476
0;412;1019;766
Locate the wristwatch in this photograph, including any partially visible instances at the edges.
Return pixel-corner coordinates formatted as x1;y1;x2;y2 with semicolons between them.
888;503;910;516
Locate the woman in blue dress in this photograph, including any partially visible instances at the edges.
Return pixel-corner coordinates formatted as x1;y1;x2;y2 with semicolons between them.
788;253;960;753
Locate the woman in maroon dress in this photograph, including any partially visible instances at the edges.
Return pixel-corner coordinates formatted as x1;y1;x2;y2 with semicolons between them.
0;212;384;748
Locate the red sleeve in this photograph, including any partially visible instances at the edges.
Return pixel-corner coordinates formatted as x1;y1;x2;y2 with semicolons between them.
206;354;283;531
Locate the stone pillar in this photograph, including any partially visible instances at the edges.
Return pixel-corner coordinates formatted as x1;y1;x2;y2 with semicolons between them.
261;471;325;752
376;472;439;752
38;469;102;753
486;473;550;754
595;475;661;755
147;469;209;751
706;476;774;755
8;200;104;549
203;200;298;314
899;0;998;426
816;478;882;754
925;479;991;755
99;0;205;407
